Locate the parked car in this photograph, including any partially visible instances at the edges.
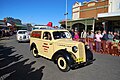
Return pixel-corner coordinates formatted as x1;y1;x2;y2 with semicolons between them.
16;30;30;42
30;27;94;72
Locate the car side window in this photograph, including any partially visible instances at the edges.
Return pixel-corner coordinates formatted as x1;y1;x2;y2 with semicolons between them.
43;32;52;40
53;31;61;39
31;31;41;38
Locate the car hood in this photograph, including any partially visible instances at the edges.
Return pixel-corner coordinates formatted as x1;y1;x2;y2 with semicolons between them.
17;34;28;36
55;39;81;46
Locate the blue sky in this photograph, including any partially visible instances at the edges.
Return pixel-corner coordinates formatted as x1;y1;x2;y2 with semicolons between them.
0;0;89;26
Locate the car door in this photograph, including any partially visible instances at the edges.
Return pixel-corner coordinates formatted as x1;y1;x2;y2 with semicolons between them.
41;32;54;59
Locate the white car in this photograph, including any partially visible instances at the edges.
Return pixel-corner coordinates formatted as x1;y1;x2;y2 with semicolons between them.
16;30;30;42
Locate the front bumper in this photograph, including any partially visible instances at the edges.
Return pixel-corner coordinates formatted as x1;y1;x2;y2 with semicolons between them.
18;39;30;42
17;35;30;42
70;59;95;69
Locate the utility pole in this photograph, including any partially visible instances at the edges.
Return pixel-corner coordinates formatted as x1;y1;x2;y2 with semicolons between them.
65;0;68;29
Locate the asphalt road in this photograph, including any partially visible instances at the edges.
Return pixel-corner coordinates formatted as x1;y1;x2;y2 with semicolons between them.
0;35;120;80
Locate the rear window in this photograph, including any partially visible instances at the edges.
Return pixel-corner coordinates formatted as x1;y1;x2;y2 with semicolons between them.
31;31;41;38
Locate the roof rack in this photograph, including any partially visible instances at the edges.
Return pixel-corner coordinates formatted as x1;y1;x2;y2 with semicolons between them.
33;26;65;30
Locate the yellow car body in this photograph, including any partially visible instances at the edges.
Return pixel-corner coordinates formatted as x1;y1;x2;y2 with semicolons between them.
30;28;94;72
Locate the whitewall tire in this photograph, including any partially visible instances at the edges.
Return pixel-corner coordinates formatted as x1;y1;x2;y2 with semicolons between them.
57;55;70;72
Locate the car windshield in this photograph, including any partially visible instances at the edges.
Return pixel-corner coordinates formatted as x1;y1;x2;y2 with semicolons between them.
18;31;27;34
32;27;39;30
53;31;71;39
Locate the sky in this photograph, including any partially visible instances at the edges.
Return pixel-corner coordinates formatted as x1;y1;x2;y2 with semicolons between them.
0;0;89;26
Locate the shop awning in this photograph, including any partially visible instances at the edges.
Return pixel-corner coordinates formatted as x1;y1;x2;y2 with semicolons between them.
98;12;120;21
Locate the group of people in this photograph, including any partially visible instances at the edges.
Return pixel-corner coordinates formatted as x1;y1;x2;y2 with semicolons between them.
0;29;9;37
70;29;120;52
94;30;120;52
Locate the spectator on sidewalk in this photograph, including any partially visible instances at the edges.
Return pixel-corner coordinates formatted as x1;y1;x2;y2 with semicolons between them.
95;31;103;52
73;31;79;41
108;31;114;42
101;30;109;52
102;30;108;41
70;29;75;39
81;30;87;38
87;30;94;38
113;32;119;43
87;30;94;51
80;30;87;42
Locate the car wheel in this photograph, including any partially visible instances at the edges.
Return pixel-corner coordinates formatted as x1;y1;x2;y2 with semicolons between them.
86;49;93;61
57;55;70;72
31;47;39;58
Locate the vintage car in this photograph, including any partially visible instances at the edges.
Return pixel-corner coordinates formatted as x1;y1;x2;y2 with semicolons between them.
30;28;94;72
16;30;30;42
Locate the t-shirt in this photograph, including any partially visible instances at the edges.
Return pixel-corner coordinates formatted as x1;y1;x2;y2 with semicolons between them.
74;34;79;40
81;32;86;38
102;34;108;40
95;34;102;42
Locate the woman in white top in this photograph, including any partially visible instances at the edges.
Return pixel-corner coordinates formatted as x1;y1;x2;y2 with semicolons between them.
95;31;103;52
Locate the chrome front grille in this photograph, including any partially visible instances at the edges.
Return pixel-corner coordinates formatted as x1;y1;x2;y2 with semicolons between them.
23;35;26;39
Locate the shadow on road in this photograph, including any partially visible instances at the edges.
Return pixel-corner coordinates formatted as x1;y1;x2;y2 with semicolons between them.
0;44;45;80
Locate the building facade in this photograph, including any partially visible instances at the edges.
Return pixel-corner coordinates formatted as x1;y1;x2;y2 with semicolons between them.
0;20;8;30
4;17;27;30
59;0;120;32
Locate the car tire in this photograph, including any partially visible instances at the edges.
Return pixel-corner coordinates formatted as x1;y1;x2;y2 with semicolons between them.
86;49;93;61
31;47;39;58
18;41;21;43
57;55;70;72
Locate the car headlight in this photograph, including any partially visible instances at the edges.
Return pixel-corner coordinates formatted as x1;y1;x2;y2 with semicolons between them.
19;36;22;38
72;46;78;53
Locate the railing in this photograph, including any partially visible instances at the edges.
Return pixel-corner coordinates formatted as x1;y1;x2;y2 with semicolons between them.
77;38;120;57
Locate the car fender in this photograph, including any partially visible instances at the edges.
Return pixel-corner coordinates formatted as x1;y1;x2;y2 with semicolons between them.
52;49;75;67
30;43;36;50
85;46;93;61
